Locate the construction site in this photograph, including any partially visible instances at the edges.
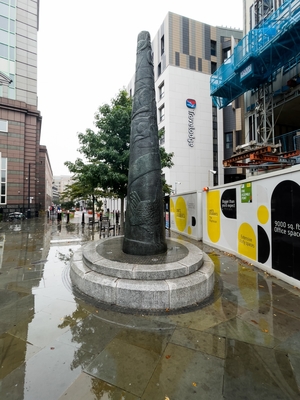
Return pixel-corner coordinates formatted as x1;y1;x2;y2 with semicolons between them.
211;0;300;175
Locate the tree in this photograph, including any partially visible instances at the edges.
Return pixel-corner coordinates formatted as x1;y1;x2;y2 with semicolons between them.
158;128;174;193
60;199;75;211
72;89;131;232
62;161;105;224
65;89;173;233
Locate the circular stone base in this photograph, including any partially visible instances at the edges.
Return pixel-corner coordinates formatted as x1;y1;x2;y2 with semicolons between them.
70;237;215;311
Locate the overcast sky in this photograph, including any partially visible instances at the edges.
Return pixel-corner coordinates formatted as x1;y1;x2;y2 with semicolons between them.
37;0;243;176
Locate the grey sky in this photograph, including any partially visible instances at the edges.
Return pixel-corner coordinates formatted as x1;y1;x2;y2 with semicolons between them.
37;0;243;175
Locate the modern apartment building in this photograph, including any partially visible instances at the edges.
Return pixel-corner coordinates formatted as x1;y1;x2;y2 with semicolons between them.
211;0;300;173
52;175;73;200
39;144;52;211
0;0;51;218
128;12;244;193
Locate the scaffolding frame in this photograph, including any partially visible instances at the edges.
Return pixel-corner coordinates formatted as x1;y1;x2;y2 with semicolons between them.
210;0;300;109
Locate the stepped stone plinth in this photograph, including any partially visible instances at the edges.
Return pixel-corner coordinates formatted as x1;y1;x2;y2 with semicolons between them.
70;237;214;311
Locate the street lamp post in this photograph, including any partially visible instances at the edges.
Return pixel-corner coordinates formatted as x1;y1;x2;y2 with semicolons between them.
18;190;20;212
27;163;31;218
26;164;40;217
208;170;216;187
175;181;181;194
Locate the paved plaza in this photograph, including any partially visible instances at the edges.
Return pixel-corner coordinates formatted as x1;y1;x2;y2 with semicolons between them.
0;215;300;399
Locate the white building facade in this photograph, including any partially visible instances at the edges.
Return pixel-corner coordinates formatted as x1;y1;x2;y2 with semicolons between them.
155;65;214;192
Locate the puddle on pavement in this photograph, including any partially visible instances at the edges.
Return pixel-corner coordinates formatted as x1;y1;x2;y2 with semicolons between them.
0;217;299;399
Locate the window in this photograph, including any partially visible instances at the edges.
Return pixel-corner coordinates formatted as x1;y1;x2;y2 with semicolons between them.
161;35;164;56
211;40;216;56
198;58;202;72
0;157;7;204
0;15;8;30
158;62;161;77
159;105;165;122
223;48;231;62
0;119;8;132
182;17;189;55
236;131;242;146
159;127;165;145
212;106;218;135
225;132;233;149
0;42;7;58
212;105;218;171
0;30;8;44
249;116;254;141
189;55;196;70
175;52;180;66
159;83;164;99
211;62;217;74
0;3;9;17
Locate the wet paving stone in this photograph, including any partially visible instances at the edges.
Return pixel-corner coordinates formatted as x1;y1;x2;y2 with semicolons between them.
223;340;299;399
206;315;281;349
0;216;300;399
84;337;160;397
141;342;224;400
58;313;124;356
58;372;139;400
170;326;226;359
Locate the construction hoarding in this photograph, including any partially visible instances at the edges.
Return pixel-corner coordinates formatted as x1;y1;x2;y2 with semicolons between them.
170;191;202;241
203;165;300;286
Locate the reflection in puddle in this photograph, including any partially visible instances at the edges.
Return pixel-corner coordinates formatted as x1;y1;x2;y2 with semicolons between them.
0;218;299;399
8;223;22;231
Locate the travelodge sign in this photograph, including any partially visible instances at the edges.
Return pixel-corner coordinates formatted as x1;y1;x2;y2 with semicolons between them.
186;99;196;147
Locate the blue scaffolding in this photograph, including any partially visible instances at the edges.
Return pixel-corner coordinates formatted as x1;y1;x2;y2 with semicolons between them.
211;0;300;108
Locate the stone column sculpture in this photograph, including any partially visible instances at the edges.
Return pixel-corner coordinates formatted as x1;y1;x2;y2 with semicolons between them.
123;31;167;256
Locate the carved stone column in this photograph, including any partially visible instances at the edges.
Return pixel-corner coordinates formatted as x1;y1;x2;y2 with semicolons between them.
123;31;167;256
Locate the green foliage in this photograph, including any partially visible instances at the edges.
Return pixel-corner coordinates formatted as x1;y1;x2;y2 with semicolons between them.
75;89;132;200
64;88;174;224
158;129;174;194
60;200;75;210
61;164;105;223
